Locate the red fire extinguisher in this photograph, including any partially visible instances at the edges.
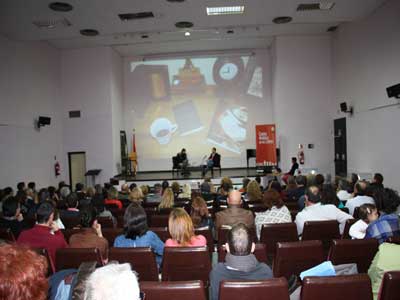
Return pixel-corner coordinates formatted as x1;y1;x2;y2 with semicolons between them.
54;162;61;177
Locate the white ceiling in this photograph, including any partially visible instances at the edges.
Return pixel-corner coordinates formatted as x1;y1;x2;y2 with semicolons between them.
0;0;387;56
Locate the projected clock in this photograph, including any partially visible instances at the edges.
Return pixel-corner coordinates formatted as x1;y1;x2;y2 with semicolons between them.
213;57;244;87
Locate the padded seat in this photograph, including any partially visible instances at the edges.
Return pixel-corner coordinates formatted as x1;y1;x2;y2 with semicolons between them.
273;240;324;279
151;227;171;242
150;214;170;227
219;278;290;300
195;227;214;254
300;274;373;300
218;243;267;263
260;223;298;259
0;228;16;242
386;236;400;244
141;280;206;300
102;227;124;245
109;247;158;281
32;247;55;276
378;271;400;300
97;216;116;228
61;228;82;243
341;218;357;239
60;215;81;229
162;246;211;285
328;238;379;273
302;220;340;256
55;247;103;271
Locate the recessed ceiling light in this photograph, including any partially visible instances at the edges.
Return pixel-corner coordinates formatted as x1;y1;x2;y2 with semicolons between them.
227;29;234;34
272;16;293;24
319;2;335;10
49;2;73;12
206;6;245;16
175;21;193;28
327;26;338;32
166;0;185;2
184;31;191;37
141;34;149;39
297;2;335;11
80;29;99;36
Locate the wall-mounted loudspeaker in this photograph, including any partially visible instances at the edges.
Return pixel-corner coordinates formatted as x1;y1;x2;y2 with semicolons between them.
340;102;353;115
386;83;400;99
38;116;51;128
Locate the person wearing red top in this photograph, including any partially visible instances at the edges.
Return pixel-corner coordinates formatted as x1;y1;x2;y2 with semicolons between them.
104;187;123;209
17;201;67;265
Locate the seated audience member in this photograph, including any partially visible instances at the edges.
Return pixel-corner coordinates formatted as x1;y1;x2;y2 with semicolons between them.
191;196;213;229
365;188;400;244
129;187;144;204
215;190;255;237
321;184;345;208
146;183;162;203
118;183;130;203
255;175;264;191
295;186;353;236
0;244;48;300
285;176;297;192
368;242;400;300
59;193;80;219
104;187;123;209
246;180;262;202
0;196;27;238
239;177;251;194
129;183;137;191
178;183;191;199
158;187;175;211
336;179;352;202
165;208;207;247
17;201;67;264
92;194;114;219
287;175;307;202
314;173;325;190
210;224;273;300
216;182;231;209
370;173;384;189
161;180;169;194
21;188;37;215
255;190;291;239
28;181;36;194
171;181;181;198
69;206;109;263
75;182;86;199
57;186;71;210
84;263;140;300
345;181;375;215
200;180;211;194
203;177;216;194
140;185;149;200
268;180;286;200
349;203;378;239
114;203;164;266
349;173;359;193
48;186;59;205
219;177;233;193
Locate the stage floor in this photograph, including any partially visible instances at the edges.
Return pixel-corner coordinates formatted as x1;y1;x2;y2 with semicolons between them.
115;167;261;182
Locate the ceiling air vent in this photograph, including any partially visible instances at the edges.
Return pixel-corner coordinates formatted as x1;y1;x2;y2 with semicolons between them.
119;12;154;21
32;18;71;29
297;2;335;11
69;110;81;118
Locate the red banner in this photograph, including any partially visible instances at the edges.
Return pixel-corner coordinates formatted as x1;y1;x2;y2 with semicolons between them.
255;124;277;164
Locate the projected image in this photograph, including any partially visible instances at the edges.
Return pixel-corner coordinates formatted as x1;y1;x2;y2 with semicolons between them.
127;53;268;164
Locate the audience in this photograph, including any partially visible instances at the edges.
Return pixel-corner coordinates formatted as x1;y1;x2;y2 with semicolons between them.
166;208;207;247
190;196;213;228
345;181;375;215
349;203;378;239
114;202;164;265
255;189;291;239
17;201;67;264
0;196;26;238
0;244;48;300
295;186;353;235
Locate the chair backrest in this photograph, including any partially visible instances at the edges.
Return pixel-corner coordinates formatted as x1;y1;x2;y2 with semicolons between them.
273;240;324;279
97;216;116;228
149;214;170;227
150;227;171;242
0;228;16;242
301;274;373;300
353;207;360;219
218;243;267;263
247;202;266;213
302;220;340;254
260;223;298;258
60;215;81;229
61;228;82;243
386;236;400;245
55;247;103;271
195;227;214;254
109;247;158;281
328;238;379;273
219;278;290;300
32;247;55;276
162;246;211;285
140;280;206;300
101;227;124;245
378;271;400;300
341;218;357;239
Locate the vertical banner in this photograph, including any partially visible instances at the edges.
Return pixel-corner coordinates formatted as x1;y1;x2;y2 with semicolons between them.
256;124;277;164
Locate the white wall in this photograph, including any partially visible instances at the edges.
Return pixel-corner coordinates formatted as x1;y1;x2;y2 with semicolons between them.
0;35;64;188
332;0;400;191
272;35;335;175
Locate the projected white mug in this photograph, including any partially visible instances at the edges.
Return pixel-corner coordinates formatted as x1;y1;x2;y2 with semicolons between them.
150;118;178;145
219;108;247;142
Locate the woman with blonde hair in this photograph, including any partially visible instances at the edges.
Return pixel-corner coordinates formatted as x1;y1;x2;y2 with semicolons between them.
165;208;207;247
129;187;144;203
158;187;174;210
246;180;262;202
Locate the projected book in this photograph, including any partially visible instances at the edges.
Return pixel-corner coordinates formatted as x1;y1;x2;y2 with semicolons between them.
173;100;204;136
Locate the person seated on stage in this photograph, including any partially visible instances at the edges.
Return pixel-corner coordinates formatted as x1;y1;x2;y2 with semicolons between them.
158;187;175;212
104;187;123;210
178;183;191;199
191;196;213;229
165;208;207;247
202;147;219;176
245;180;262;202
176;148;189;174
282;157;299;183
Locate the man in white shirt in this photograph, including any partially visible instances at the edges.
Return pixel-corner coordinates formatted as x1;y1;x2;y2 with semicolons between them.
336;179;352;202
295;186;353;236
345;181;375;216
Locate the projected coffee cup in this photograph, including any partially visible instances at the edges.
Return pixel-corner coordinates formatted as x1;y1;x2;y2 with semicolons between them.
219;107;248;142
150;118;178;145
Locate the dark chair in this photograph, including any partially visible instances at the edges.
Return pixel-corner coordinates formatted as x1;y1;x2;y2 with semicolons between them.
60;215;81;229
150;214;170;227
218;243;267;263
172;156;181;174
0;228;16;242
300;274;373;300
140;280;206;300
289;210;298;222
61;228;82;243
211;153;222;177
55;248;103;271
386;236;400;244
341;218;357;239
273;240;324;279
301;220;340;256
105;203;121;210
109;247;158;281
339;207;350;214
219;278;290;300
33;247;55;276
260;223;298;259
353;207;360;219
195;227;214;254
328;238;379;273
102;227;124;245
378;271;400;300
247;201;266;213
162;246;211;285
151;227;171;242
97;216;116;228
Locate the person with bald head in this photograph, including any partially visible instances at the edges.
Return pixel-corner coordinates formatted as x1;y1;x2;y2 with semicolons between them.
215;190;255;239
345;180;375;216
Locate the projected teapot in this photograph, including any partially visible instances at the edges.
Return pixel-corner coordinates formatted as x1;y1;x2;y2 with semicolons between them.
150;118;178;145
219;107;248;142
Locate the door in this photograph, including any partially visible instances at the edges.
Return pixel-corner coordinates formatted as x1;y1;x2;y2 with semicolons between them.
68;152;86;189
334;118;347;176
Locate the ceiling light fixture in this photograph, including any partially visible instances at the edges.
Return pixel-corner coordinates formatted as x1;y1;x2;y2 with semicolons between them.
48;2;73;12
319;2;335;10
175;21;194;28
184;31;191;36
272;16;293;24
80;29;99;36
206;6;245;16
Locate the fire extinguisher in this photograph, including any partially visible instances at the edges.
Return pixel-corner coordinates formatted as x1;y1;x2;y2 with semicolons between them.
298;144;305;165
54;161;61;177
